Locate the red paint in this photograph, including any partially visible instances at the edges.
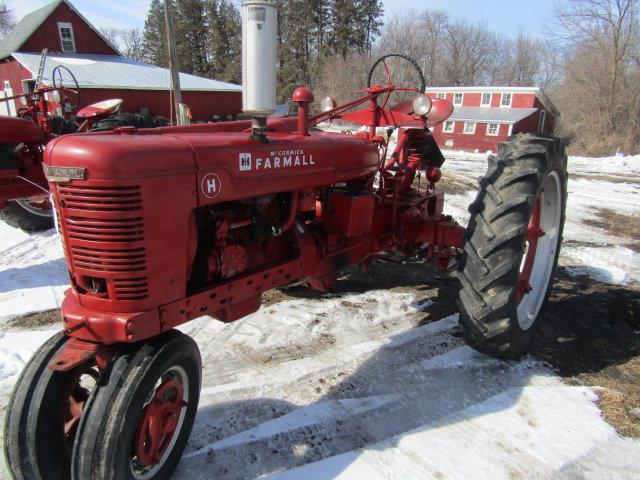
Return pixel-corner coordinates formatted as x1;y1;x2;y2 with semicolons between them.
425;89;556;152
19;1;118;56
0;1;242;121
44;88;466;347
431;120;512;153
0;116;44;143
134;377;185;467
518;193;544;301
76;88;242;121
0;58;32;95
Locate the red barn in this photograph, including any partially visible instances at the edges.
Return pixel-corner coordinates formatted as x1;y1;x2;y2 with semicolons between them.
0;0;242;121
425;87;559;153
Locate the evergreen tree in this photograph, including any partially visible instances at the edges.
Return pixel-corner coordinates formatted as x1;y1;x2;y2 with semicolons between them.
356;0;384;55
329;0;359;57
206;0;242;83
174;0;208;75
141;0;168;67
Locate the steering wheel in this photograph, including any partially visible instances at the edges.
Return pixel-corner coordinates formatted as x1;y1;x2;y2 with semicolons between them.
52;65;81;109
367;54;426;109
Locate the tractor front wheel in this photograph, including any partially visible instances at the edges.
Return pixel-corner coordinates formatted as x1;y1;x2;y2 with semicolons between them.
4;332;99;480
71;330;202;480
458;134;567;359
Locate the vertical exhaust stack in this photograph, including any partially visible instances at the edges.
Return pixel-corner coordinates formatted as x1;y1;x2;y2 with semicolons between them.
242;0;277;140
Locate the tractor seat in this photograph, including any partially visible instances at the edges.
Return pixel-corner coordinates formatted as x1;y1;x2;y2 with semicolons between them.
0;116;44;144
76;99;123;121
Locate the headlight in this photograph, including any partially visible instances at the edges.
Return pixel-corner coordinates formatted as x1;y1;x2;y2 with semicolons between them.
320;96;337;112
412;94;432;116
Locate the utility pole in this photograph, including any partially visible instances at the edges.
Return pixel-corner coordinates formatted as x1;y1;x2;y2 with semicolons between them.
164;0;183;125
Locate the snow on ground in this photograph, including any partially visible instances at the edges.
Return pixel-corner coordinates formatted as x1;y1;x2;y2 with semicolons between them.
0;150;639;479
0;225;67;323
442;150;640;286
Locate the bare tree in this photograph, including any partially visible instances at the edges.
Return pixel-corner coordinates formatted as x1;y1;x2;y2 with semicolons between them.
553;0;639;128
100;26;145;61
551;0;640;154
0;2;15;39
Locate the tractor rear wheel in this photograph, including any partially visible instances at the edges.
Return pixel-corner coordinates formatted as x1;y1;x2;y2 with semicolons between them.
4;332;99;480
1;198;54;232
457;134;567;359
71;330;201;480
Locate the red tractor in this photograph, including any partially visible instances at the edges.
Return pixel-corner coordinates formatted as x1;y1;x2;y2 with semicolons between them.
0;67;125;231
4;3;567;479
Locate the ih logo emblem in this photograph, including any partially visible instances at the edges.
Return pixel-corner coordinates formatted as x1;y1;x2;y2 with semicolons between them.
239;153;252;171
201;173;222;199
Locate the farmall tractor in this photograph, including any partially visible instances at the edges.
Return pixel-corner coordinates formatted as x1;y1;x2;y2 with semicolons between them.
4;2;567;479
0;66;128;231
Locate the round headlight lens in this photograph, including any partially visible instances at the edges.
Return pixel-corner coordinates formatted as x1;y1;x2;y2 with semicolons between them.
320;96;337;113
412;94;432;116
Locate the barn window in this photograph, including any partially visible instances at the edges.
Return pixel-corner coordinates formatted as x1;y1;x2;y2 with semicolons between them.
437;92;445;99
501;92;512;107
481;93;491;106
453;93;463;105
463;122;476;134
58;22;76;53
443;120;455;133
487;123;499;136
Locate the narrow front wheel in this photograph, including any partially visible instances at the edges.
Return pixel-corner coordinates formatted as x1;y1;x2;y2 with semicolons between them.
71;330;201;480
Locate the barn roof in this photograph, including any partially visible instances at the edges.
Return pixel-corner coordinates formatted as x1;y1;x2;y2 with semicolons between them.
12;52;242;92
0;0;120;60
448;107;538;124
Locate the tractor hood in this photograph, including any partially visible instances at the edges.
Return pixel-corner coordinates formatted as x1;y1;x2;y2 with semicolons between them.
44;129;197;181
44;126;380;206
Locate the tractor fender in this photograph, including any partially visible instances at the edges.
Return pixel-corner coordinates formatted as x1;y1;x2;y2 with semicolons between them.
0;116;44;144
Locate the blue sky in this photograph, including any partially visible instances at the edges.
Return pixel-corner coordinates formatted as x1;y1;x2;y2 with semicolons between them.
10;0;558;38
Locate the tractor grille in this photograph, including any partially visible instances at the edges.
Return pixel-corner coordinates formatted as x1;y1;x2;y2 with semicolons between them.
58;185;149;300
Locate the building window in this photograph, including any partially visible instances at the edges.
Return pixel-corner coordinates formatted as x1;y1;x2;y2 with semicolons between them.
487;123;499;136
463;122;476;134
538;111;547;133
443;120;455;133
453;93;463;106
481;92;491;106
501;92;512;107
58;22;76;53
437;92;445;99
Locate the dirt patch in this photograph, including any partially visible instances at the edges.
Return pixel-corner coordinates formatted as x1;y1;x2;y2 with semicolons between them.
583;208;640;250
438;172;479;196
2;309;60;331
532;268;640;437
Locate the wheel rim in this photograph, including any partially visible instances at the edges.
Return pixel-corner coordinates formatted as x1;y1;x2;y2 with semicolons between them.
15;196;54;218
62;365;99;451
131;366;189;479
517;171;562;330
